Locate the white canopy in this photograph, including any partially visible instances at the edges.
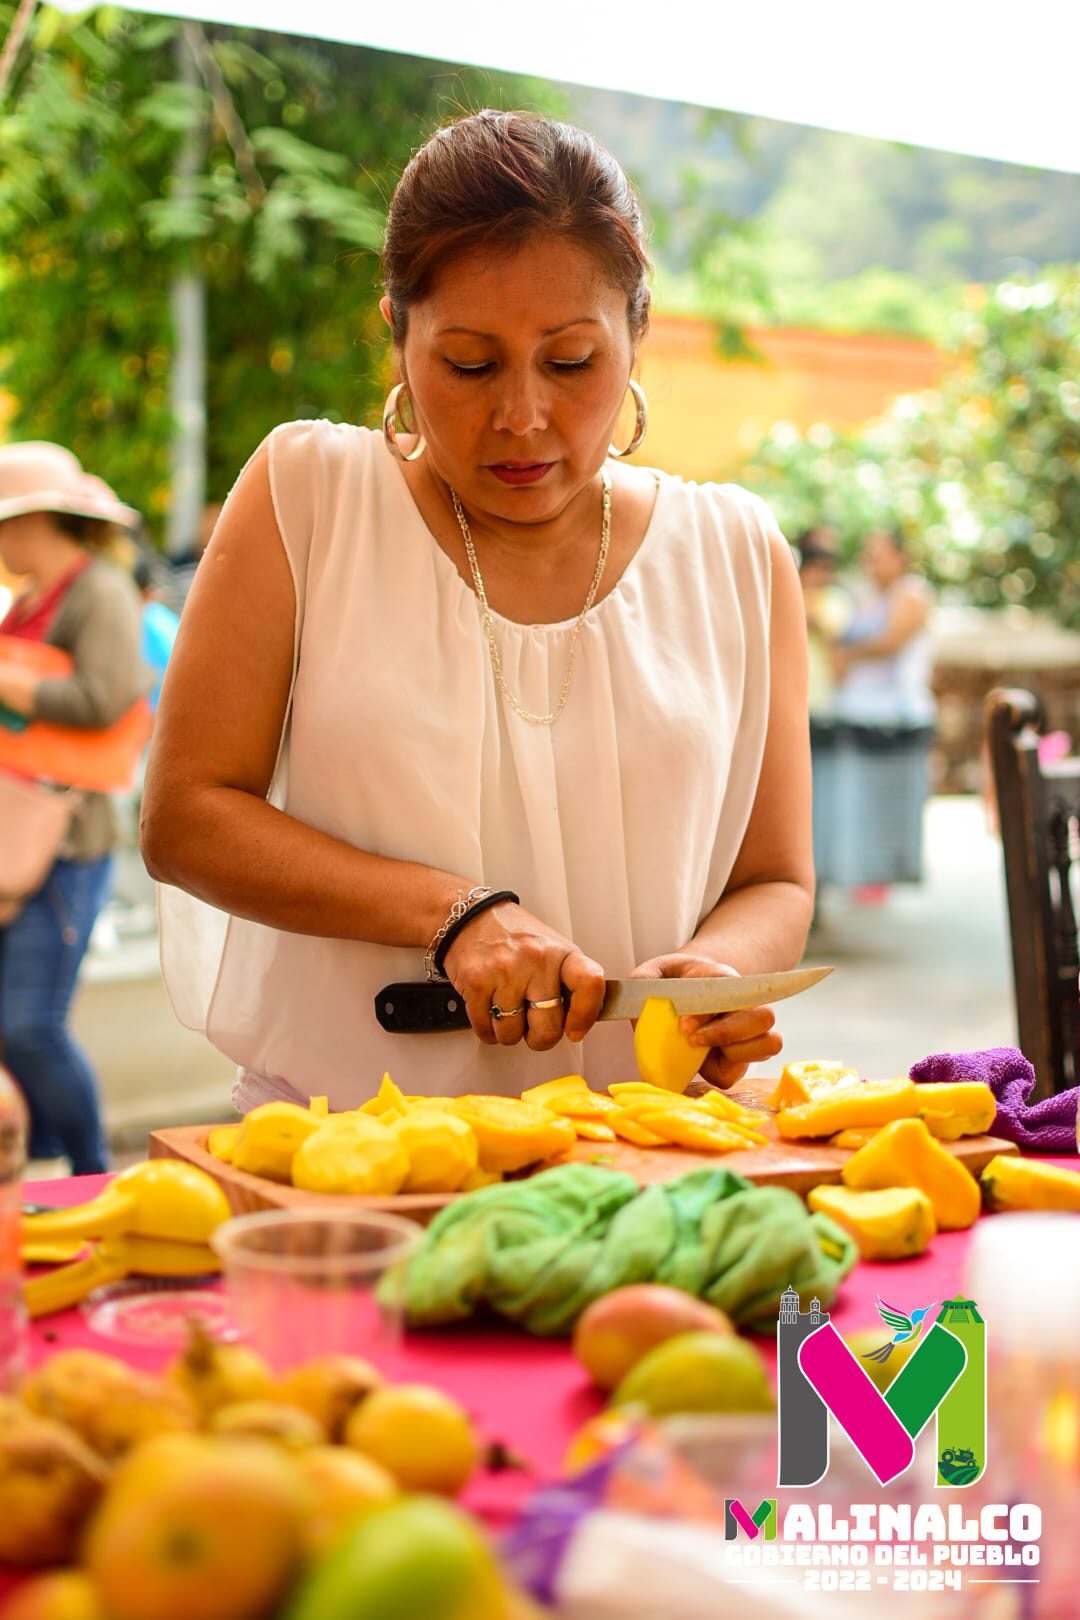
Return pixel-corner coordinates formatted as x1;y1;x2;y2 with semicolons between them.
45;0;1080;175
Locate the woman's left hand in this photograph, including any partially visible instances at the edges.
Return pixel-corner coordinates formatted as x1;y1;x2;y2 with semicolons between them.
627;953;782;1089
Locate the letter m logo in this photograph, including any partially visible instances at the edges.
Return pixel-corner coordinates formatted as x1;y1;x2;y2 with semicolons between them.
724;1498;777;1540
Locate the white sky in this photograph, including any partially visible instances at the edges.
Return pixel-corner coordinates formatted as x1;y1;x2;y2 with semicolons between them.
46;0;1080;174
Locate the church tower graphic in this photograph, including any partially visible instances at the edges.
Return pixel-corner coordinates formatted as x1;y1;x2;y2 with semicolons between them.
777;1285;830;1487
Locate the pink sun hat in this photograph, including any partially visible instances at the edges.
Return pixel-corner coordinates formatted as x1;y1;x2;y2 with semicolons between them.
0;440;140;528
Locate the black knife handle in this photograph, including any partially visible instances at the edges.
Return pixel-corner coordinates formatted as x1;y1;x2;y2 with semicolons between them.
374;981;472;1033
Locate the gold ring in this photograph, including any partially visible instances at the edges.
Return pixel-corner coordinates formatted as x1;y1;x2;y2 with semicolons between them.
526;997;562;1010
490;1003;525;1021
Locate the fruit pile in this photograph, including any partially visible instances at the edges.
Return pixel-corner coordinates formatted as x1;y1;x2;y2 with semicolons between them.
206;1070;771;1197
563;1283;775;1472
771;1060;1041;1261
0;1330;538;1620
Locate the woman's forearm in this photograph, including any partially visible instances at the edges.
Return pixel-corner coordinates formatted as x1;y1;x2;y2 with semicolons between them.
681;879;814;975
140;785;473;949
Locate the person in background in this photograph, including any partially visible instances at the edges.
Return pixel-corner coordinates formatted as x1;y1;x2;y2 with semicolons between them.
0;443;148;1173
794;526;850;718
832;526;935;905
133;545;180;711
832;528;934;726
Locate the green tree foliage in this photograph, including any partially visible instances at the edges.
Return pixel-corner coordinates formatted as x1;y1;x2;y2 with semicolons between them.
0;5;547;532
742;272;1080;626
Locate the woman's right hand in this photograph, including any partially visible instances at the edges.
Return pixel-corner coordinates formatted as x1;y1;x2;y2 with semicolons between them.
441;899;606;1052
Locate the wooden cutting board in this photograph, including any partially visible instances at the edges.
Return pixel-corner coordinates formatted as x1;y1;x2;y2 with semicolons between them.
148;1075;1019;1225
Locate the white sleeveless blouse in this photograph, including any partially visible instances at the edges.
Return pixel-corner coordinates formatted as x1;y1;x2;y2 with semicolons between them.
159;421;775;1110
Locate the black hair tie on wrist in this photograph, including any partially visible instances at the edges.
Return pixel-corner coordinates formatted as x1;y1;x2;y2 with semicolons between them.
432;889;520;979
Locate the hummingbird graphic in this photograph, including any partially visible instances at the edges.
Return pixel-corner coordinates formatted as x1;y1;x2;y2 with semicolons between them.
862;1296;939;1364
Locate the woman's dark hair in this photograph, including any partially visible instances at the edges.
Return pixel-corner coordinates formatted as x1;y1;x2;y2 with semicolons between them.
382;110;651;345
50;511;132;567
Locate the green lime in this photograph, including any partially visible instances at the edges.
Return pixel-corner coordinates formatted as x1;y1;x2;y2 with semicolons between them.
282;1495;506;1620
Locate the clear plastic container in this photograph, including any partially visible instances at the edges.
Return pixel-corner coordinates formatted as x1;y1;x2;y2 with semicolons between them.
0;1064;27;1391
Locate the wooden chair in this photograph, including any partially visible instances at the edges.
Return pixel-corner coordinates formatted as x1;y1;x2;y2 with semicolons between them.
985;687;1080;1099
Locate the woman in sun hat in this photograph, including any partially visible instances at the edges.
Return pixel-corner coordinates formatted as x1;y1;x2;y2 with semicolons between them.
0;440;149;1173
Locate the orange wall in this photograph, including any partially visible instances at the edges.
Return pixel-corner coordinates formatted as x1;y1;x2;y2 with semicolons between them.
635;313;944;482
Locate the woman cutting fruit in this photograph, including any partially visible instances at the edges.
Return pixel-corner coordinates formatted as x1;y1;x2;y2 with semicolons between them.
142;110;814;1111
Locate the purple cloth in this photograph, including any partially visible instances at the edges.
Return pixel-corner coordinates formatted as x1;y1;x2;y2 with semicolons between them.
910;1046;1079;1152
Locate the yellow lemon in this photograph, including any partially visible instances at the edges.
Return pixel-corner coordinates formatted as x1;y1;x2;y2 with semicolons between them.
344;1384;479;1495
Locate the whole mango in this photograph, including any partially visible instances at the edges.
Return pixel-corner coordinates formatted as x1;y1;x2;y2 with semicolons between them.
573;1284;734;1391
611;1330;775;1417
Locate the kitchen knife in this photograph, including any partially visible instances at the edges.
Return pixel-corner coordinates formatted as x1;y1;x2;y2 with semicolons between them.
373;964;832;1034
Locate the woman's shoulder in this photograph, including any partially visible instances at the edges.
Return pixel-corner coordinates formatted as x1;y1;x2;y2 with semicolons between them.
265;417;380;472
650;468;783;542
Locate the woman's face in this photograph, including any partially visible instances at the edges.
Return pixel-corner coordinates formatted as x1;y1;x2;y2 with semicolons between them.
863;531;905;588
0;512;57;577
388;235;636;525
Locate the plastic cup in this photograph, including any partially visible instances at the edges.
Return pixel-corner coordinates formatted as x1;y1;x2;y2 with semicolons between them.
210;1209;421;1372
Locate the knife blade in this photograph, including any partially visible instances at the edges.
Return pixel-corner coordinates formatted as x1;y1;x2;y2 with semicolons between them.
373;965;832;1034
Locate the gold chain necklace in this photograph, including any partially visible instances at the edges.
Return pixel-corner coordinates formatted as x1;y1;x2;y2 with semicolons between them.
450;468;612;727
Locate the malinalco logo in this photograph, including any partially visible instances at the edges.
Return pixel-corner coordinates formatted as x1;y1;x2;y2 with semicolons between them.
776;1290;986;1489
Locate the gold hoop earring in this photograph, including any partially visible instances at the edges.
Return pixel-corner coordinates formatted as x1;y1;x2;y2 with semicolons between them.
608;379;648;459
382;383;427;462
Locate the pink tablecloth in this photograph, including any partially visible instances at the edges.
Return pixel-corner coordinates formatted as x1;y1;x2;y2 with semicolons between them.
7;1159;1076;1594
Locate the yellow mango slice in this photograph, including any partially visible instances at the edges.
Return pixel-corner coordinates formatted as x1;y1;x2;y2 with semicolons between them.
449;1096;577;1173
777;1079;919;1140
390;1109;478;1194
520;1074;589;1106
460;1166;504;1191
981;1155;1080;1213
206;1123;241;1164
292;1116;409;1196
807;1185;937;1260
572;1121;617;1142
544;1093;623;1121
841;1117;981;1230
633;1109;749;1154
768;1060;859;1110
308;1095;330;1118
609;1114;667;1147
360;1073;409;1120
832;1127;882;1151
633;996;706;1093
232;1101;325;1182
915;1081;996;1141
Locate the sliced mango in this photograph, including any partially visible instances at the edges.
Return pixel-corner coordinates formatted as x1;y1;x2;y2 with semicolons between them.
572;1121;617;1143
768;1060;859;1110
841;1117;981;1230
520;1074;589;1107
633;996;706;1093
390;1108;478;1194
449;1095;577;1173
832;1127;882;1151
777;1079;919;1141
915;1081;996;1141
633;1109;751;1154
206;1123;241;1164
608;1114;667;1147
232;1101;325;1182
291;1116;409;1196
981;1155;1080;1213
360;1073;409;1120
808;1184;937;1260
